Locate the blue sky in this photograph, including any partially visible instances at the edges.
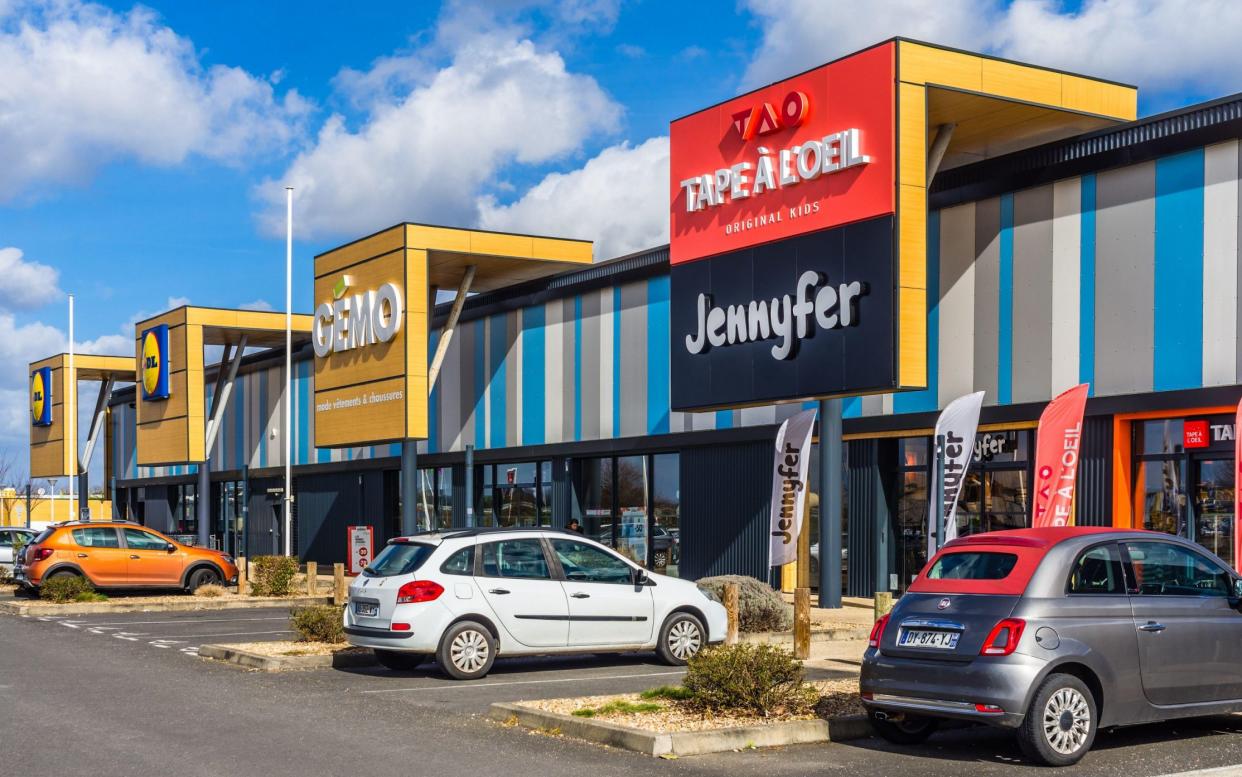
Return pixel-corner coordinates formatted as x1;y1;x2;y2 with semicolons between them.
4;0;1242;480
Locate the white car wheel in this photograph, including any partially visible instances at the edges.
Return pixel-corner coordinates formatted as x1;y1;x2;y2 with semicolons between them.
437;621;496;680
657;612;705;665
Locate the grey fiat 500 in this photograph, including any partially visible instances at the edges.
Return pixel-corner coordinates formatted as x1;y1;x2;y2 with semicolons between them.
860;526;1242;766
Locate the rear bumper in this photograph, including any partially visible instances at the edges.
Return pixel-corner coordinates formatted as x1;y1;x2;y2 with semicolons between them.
344;600;454;653
860;647;1044;729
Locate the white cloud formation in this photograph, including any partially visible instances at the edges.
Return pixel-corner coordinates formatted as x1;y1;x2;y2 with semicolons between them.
0;247;61;308
0;0;311;200
239;299;274;312
478;136;669;260
741;0;1242;101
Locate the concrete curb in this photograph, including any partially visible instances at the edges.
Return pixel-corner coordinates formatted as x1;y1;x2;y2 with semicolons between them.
199;643;376;672
0;595;333;617
740;628;869;644
489;703;871;756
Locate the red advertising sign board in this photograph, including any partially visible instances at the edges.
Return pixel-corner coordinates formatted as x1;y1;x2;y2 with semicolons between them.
668;42;896;266
347;525;373;576
1183;419;1210;449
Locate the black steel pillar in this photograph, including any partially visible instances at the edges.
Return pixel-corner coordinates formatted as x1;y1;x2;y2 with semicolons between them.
818;398;843;608
197;461;210;547
401;440;418;535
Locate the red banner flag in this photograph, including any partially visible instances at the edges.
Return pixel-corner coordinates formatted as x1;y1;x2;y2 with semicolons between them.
1234;398;1242;572
1032;384;1090;528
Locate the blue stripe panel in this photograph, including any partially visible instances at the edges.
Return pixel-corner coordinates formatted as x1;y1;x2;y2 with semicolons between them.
843;397;861;418
1153;149;1205;391
997;194;1014;405
573;295;583;442
489;314;507;448
428;330;440;453
894;210;941;413
647;276;670;435
389;443;400;457
1079;175;1097;395
474;318;486;450
612;286;621;438
715;410;733;428
522;304;546;445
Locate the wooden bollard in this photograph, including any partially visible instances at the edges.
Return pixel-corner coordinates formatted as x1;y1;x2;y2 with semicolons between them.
333;563;346;606
874;590;894;621
794;587;811;660
235;555;247;595
306;561;318;596
724;582;740;645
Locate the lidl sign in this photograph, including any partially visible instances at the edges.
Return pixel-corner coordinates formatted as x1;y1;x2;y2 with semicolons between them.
141;324;171;401
30;366;52;427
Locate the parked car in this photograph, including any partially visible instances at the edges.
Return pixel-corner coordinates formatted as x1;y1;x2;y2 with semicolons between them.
1;527;36;575
344;527;726;680
861;526;1242;766
15;521;237;593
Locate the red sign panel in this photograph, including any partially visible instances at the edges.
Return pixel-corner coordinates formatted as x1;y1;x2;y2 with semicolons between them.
669;42;896;265
1184;419;1210;449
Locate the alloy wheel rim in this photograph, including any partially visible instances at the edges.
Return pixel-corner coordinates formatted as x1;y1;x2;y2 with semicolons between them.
668;619;702;660
451;630;489;673
1042;687;1091;755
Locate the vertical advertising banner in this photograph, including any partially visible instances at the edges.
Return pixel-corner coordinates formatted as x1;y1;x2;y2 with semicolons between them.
140;324;171;401
348;525;374;575
769;408;817;567
30;366;53;427
927;391;985;557
1031;384;1090;528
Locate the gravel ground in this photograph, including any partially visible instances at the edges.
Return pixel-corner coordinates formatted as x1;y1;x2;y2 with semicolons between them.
216;640;363;657
516;678;863;733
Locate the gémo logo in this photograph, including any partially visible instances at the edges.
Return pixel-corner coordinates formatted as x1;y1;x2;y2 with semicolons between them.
313;275;403;358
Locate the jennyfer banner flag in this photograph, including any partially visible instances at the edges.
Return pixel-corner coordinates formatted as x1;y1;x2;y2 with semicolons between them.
1031;383;1090;528
769;408;818;567
1234;398;1242;573
927;391;985;557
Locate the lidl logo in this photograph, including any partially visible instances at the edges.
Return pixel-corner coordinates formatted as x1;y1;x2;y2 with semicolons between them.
30;367;52;427
141;324;171;401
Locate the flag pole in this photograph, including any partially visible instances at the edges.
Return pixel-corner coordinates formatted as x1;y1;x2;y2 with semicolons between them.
68;293;75;519
284;187;293;558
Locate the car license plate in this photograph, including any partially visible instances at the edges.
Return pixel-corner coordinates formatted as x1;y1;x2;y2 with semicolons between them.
354;602;379;617
898;629;959;649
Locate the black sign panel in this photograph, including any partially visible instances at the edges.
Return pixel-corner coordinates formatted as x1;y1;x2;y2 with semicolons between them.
670;215;896;411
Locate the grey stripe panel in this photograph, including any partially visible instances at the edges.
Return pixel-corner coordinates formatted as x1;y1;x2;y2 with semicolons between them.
458;319;475;450
579;291;601;440
1011;185;1055;404
973;198;1001;402
619;280;648;437
1094;161;1155;396
938;203;976;404
441;322;461;451
562;296;576;442
1237;144;1242;383
860;395;884;416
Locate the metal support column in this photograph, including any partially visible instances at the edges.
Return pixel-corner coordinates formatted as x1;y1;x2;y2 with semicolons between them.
818;398;843;608
933;434;947;552
199;339;247;548
464;445;474;527
76;377;115;521
401;440;418;535
197;462;210;547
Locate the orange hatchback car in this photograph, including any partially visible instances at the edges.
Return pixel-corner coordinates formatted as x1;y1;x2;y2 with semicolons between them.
16;521;238;593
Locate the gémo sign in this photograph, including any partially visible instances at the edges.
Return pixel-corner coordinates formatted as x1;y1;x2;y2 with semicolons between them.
312;276;403;358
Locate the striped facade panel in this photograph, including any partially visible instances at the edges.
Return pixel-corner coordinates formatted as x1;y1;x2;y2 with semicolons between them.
937;203;976;405
618;281;648;437
1010;185;1054;404
973;197;1002;403
1203;140;1239;386
1050;178;1082;396
579;291;601;441
1153;149;1204;391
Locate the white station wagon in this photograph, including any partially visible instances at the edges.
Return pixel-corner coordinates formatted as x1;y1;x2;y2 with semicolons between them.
344;527;727;679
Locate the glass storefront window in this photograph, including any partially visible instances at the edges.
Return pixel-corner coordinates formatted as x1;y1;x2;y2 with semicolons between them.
416;469;436;532
478;465;495;527
615;456;648;567
435;467;453;529
580;457;614;546
1136;458;1185;536
895;469;928;587
1137;419;1185;455
652;454;680;578
957;430;1033;538
1195;459;1235;568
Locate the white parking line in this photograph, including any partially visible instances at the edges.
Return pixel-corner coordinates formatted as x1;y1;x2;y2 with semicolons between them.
59;621;80;629
1159;768;1242;777
68;616;289;627
360;670;685;694
143;629;292;640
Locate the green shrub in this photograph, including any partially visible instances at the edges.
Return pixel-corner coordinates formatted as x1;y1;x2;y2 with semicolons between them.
640;685;695;701
40;575;98;603
572;700;662;718
682;643;818;717
291;605;345;643
74;591;108;602
695;575;793;632
250;555;299;597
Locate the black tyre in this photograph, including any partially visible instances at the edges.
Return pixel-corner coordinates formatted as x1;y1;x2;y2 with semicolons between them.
1017;673;1097;767
374;649;427;671
437;620;496;680
656;612;705;665
868;710;939;744
186;566;222;592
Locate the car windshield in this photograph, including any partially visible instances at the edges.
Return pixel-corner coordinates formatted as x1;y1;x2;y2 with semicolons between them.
927;551;1019;580
364;542;435;577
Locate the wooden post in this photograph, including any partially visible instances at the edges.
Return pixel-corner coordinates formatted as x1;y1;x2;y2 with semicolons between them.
306;561;318;596
794;588;811;660
236;555;247;595
724;582;740;645
874;591;894;621
333;562;346;606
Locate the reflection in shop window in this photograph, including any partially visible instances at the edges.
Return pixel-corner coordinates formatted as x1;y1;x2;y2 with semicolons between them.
652;454;680;578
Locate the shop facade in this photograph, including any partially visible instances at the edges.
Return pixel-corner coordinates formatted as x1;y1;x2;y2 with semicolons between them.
101;74;1242;596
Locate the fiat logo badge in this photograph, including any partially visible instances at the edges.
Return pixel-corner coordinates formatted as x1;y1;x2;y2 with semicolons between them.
937;597;951;610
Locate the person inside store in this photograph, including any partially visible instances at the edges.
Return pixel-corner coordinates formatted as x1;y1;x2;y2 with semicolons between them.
566;519;583;534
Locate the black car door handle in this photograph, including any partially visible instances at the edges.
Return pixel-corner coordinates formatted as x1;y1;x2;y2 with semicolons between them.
488;588;511;595
570;592;591;599
1138;621;1166;632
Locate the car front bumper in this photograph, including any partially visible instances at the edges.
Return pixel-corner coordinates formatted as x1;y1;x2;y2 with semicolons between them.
859;647;1044;729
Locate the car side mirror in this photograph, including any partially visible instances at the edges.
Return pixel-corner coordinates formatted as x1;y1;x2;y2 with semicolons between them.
632;568;651;587
165;543;177;553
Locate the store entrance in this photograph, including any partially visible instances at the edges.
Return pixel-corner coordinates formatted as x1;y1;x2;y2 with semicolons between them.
1192;456;1234;568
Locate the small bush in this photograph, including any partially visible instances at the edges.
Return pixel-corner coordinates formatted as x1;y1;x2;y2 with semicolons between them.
682;643;818;717
194;583;227;598
572;700;662;718
74;591;108;602
291;605;345;644
40;575;97;603
695;575;793;632
0;564;13;583
250;555;299;597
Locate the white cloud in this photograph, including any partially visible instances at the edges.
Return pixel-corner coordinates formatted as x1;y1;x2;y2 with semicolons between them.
259;33;622;239
0;0;311;200
478;136;669;260
239;299;274;312
741;0;1242;102
0;247;61;308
